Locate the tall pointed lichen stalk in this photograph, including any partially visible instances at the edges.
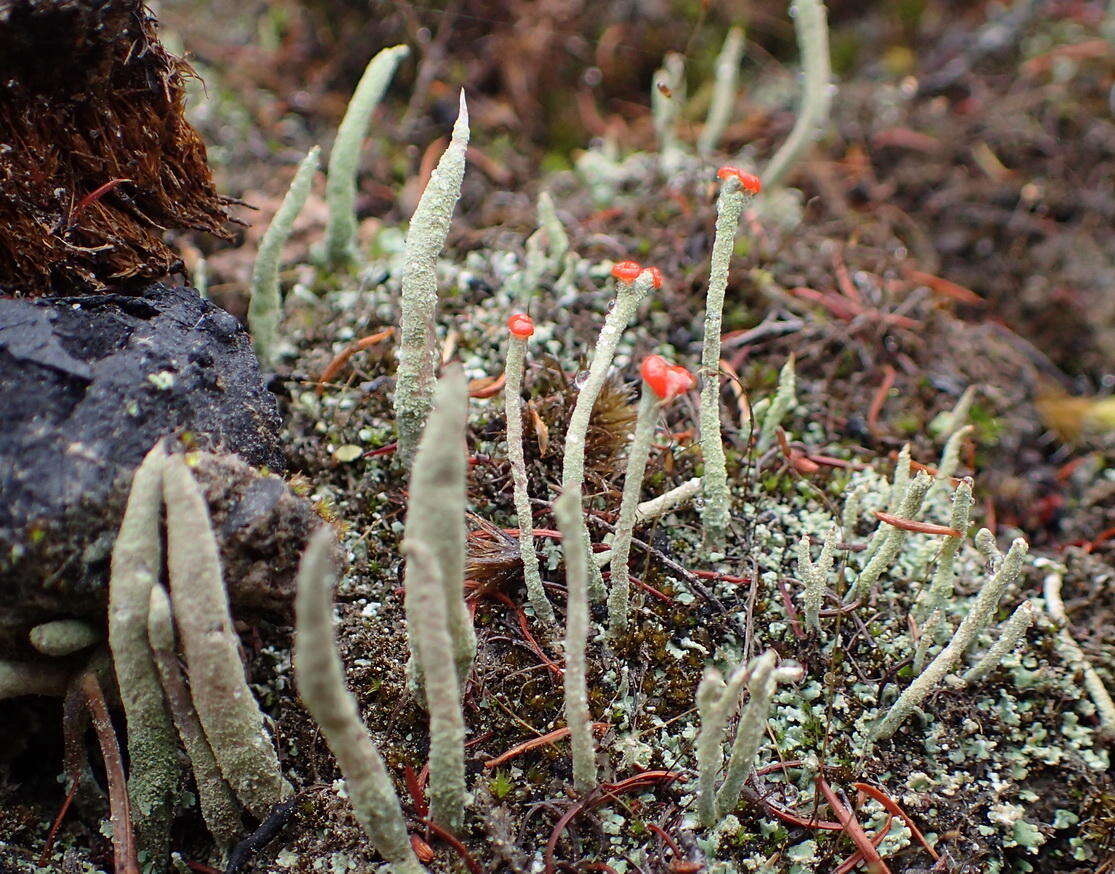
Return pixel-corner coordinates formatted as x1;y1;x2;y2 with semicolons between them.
608;355;694;636
555;486;598;794
503;313;555;623
761;0;833;190
323;45;409;267
699;167;760;550
162;455;291;819
404;365;475;685
696;651;802;826
699;26;745;156
560;262;659;599
294;527;428;874
108;443;178;866
395;91;470;464
871;535;1028;742
147;585;242;853
248;145;320;366
401;540;467;831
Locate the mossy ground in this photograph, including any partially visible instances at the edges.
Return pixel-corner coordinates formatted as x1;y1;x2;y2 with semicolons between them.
2;1;1113;872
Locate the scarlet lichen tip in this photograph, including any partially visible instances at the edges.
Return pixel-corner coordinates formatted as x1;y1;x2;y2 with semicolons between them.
640;354;695;402
716;165;762;194
611;260;643;284
646;266;664;290
507;312;535;339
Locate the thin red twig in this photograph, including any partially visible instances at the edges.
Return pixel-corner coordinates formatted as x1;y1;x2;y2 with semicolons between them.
416;818;483;874
867;366;897;436
82;674;139;874
483;723;610;769
816;776;891;874
38;782;78;865
852;782;940;861
873;511;960;537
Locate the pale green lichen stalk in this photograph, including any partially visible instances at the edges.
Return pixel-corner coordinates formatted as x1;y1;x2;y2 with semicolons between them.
699;173;753;549
504;326;556;623
401;541;467;831
248;145;320;366
555;486;598;795
395;92;470;464
913;478;973;623
162;455;291;819
696;651;802;827
607;387;659;636
871;534;1029;742
796;524;837;631
107;442;179;866
560;268;657;599
323;45;409;267
294;527;428;874
717;656;802;821
536;190;569;266
29;619;100;657
147;584;242;853
1042;566;1115;738
652;52;686;171
403;365;475;685
698;26;745;156
760;0;833;190
961;599;1036;684
756;354;797;452
846;470;932;603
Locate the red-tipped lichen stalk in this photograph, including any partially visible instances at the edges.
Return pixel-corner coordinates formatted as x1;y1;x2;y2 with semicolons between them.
503;313;556;624
608;355;694;635
560;262;661;600
700;167;761;551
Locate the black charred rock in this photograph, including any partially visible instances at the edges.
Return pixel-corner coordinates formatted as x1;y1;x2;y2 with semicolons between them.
0;283;311;654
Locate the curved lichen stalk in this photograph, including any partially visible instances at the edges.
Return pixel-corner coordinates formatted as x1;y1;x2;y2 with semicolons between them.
108;442;178;866
761;0;833;190
294;527;428;874
249;146;320;366
395;91;470;464
323;45;409;267
162;455;291;818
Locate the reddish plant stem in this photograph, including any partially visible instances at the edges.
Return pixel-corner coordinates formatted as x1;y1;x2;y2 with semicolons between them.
816;776;891;874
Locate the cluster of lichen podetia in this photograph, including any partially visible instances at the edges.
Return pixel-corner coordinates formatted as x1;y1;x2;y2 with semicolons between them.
12;5;1114;870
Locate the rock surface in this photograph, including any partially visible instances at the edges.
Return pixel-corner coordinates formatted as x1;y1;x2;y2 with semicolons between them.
0;283;308;653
